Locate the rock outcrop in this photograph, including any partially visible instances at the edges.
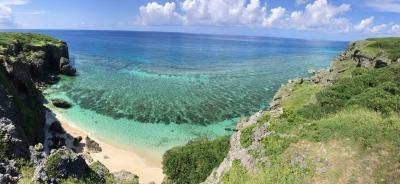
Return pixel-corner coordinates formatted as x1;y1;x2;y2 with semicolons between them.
0;33;77;183
85;136;102;153
51;99;73;109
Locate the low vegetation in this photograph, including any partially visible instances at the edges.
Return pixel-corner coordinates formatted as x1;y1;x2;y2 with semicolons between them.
162;136;230;184
365;37;400;60
219;63;400;183
240;124;256;148
0;32;63;49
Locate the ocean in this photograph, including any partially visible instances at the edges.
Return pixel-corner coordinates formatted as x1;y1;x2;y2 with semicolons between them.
21;30;346;155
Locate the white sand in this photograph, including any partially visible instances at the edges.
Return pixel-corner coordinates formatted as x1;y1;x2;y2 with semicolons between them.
46;111;164;184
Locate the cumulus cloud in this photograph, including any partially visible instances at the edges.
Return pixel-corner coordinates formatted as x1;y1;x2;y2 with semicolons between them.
0;0;30;27
263;7;286;27
286;0;351;31
138;2;186;26
0;5;14;26
181;0;266;25
136;0;400;36
370;24;387;33
354;16;374;32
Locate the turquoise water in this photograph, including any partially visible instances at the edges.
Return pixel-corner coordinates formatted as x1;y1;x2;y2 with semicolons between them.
33;30;346;154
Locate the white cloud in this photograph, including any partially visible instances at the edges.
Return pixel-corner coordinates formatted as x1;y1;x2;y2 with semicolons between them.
0;0;30;27
0;0;29;6
370;24;387;33
180;0;267;26
263;7;286;27
390;24;400;34
136;0;400;36
0;5;14;26
138;2;186;26
364;0;400;13
286;0;351;31
354;16;374;32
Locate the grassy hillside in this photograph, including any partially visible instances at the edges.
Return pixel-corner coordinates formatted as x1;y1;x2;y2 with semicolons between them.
162;37;400;184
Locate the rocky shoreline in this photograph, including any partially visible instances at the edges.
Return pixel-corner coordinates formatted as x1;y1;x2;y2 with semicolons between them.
203;38;400;183
0;33;141;183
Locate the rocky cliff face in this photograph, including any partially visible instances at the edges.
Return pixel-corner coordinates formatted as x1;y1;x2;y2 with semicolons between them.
0;33;77;183
0;33;140;184
0;33;75;150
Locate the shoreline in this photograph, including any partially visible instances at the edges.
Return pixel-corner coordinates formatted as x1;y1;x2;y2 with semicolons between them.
46;110;164;184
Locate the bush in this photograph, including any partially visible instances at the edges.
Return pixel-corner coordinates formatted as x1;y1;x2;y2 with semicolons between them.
299;65;400;119
162;136;230;184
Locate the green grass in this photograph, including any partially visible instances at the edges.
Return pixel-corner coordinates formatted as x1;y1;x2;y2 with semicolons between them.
162;136;230;184
281;82;322;112
300;108;400;149
0;32;62;48
17;159;35;184
240;124;256;148
365;37;400;60
220;160;250;184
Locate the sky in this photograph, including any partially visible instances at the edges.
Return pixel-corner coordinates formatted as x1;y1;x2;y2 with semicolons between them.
1;0;400;41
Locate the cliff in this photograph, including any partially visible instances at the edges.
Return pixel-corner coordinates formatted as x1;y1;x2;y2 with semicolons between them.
0;33;138;184
162;37;400;184
0;33;75;152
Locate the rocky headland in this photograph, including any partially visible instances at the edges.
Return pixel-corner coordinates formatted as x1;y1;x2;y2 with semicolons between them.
0;33;139;183
162;37;400;184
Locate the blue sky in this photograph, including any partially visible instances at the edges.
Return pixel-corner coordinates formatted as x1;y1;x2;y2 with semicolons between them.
2;0;400;40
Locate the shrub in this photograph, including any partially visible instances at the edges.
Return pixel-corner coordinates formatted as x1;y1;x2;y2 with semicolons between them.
299;65;400;119
162;136;230;184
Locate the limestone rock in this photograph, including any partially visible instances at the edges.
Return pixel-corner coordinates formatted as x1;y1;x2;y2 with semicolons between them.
60;64;76;76
51;99;72;109
43;147;90;182
0;159;19;184
113;170;139;184
85;136;102;153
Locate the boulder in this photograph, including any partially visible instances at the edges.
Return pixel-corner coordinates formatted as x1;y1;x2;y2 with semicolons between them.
307;68;316;75
34;143;44;152
374;59;388;68
49;121;65;134
374;57;391;68
85;136;102;153
60;64;76;76
59;57;76;76
43;147;90;182
113;170;139;184
51;99;72;109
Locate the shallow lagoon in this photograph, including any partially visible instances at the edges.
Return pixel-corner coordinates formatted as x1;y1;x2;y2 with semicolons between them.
37;30;346;153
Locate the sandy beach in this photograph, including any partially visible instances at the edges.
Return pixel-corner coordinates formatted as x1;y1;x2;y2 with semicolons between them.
46;111;164;184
